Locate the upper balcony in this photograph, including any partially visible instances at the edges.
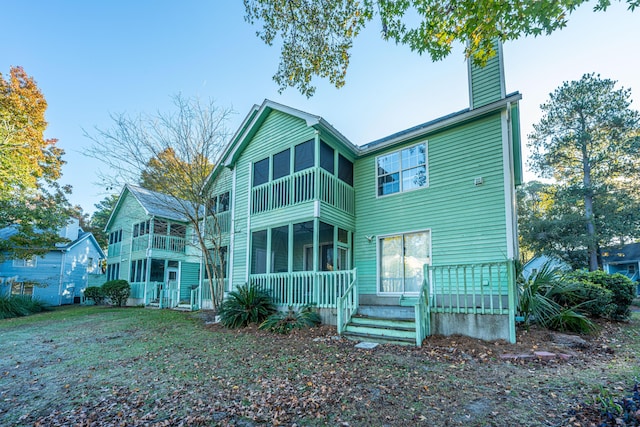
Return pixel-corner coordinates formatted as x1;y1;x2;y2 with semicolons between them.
251;167;354;216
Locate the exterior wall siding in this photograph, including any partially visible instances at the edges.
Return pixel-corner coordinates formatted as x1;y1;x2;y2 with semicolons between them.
354;113;508;295
180;261;200;301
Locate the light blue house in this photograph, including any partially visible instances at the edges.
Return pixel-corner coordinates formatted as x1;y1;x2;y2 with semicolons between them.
0;218;106;306
602;243;640;295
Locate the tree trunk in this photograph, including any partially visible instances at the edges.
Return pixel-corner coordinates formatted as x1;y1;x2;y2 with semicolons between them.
581;131;599;271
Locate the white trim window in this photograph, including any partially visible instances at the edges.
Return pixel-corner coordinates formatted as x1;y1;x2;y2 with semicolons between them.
376;142;428;196
378;230;431;294
12;257;37;268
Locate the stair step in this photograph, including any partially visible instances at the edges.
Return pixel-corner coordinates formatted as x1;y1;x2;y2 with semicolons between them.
342;331;416;346
357;305;414;319
350;315;415;329
345;323;415;338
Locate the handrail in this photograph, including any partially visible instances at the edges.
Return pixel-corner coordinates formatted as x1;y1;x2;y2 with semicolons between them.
337;268;358;334
414;270;431;347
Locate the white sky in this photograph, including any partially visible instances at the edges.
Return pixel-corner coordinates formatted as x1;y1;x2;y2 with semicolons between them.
2;1;639;213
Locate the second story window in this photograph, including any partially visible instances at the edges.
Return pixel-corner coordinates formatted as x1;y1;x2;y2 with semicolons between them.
108;229;122;245
207;191;230;214
272;148;290;180
377;143;428;196
133;220;150;238
320;141;334;174
338;154;353;186
294;139;314;172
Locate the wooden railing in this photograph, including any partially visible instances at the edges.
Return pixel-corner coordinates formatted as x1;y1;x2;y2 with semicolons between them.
206;211;231;235
413;280;430;347
250;269;356;308
337;269;358;334
107;243;121;257
251;168;355;215
426;261;514;315
151;235;185;253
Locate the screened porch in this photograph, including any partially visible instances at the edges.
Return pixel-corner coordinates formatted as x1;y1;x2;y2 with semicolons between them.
248;219;355;308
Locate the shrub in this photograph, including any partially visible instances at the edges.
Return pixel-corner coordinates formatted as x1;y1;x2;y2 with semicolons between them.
259;305;322;334
0;295;49;319
84;286;106;305
102;280;130;307
557;278;614;318
518;262;596;333
218;283;275;328
567;271;636;320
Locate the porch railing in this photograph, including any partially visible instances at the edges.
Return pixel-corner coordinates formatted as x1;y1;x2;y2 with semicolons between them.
250;269;356;308
130;234;186;253
205;211;231;235
337;268;358;333
159;280;179;308
251;168;355;216
425;260;517;343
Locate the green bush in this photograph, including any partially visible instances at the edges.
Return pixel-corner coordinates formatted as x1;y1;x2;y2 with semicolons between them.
567;271;636;320
0;295;49;319
84;286;106;305
557;278;614;318
259;305;322;334
101;280;130;307
218;283;275;328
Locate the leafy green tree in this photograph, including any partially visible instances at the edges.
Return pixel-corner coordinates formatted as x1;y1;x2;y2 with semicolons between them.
244;0;639;96
88;195;119;248
528;74;640;270
0;66;71;260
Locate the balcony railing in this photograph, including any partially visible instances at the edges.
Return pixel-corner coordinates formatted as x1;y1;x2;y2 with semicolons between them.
107;243;121;257
205;211;231;236
251;168;355;215
250;269;356;308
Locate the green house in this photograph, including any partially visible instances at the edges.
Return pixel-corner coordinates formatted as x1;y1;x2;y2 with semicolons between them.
104;185;202;308
204;44;523;344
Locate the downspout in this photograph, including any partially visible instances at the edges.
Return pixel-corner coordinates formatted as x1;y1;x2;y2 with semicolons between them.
58;249;66;306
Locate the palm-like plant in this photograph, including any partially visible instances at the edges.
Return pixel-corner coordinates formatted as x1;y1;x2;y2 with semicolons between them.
218;283;276;328
518;261;596;334
259;305;322;334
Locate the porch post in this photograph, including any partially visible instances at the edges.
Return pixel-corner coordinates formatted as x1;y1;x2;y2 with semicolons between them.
313;218;319;303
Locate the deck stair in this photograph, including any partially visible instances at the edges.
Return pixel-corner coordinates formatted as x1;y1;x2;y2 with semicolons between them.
342;305;417;345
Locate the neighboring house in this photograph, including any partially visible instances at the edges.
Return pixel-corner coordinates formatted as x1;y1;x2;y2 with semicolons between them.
198;41;523;344
522;254;570;281
602;243;640;295
0;218;106;305
104;185;202;308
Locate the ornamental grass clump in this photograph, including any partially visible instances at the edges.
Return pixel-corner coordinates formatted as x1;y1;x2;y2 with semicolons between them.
0;295;49;319
218;283;275;328
259;305;321;334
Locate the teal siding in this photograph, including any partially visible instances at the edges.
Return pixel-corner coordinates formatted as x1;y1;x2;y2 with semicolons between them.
180;262;200;301
354;113;508;294
470;42;503;109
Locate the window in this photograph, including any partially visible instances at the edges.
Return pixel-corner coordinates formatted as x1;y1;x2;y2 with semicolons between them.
320;140;334;174
133;220;150;238
253;158;269;187
109;229;122;245
273;149;291;180
207;191;230;215
11;281;34;296
338;154;354;186
170;223;186;239
376;143;427;196
251;230;268;274
130;259;147;283
154;219;168;235
294;140;314;172
106;263;120;281
379;230;430;294
13;257;37;268
628;264;636;274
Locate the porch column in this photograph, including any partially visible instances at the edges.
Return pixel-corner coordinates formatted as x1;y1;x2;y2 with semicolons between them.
313;218;319;303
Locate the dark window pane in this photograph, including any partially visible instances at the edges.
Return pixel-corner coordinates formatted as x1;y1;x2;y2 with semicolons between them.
253;158;269;187
133;224;139;238
338;228;349;244
338;154;354;186
294;140;314;172
273;149;290;180
207;197;217;215
170;223;186;238
320;140;334;173
378;173;400;196
251;230;268;274
271;226;289;273
219;192;230;212
150;259;165;282
154;219;167;235
293;221;314;271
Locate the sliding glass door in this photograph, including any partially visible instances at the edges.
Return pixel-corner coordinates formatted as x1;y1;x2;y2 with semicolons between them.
379;230;430;294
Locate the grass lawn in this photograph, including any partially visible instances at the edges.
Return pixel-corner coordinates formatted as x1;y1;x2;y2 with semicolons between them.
1;305;639;426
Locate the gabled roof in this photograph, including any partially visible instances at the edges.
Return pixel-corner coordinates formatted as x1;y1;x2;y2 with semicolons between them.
222;99;359;168
602;243;640;263
105;184;203;231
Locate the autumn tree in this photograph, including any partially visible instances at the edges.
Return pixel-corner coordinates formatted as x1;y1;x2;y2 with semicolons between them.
244;0;639;96
528;74;640;271
0;66;71;259
85;95;232;309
